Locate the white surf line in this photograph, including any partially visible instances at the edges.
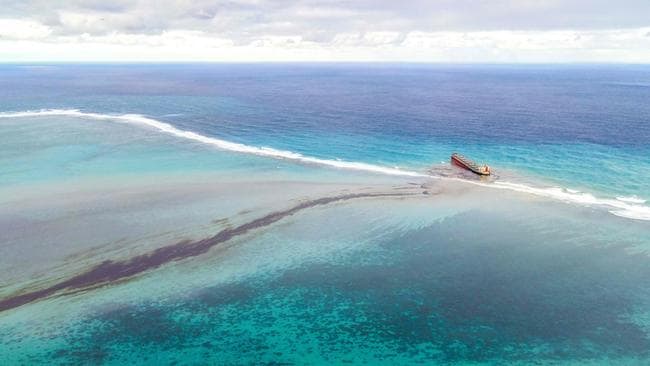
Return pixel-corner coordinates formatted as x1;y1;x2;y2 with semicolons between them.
0;109;425;178
616;196;646;204
2;109;649;221
452;177;650;221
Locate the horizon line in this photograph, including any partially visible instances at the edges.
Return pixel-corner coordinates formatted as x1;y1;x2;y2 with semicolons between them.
2;60;650;65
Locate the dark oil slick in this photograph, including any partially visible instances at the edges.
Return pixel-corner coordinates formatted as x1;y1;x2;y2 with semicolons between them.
32;208;650;365
0;190;420;313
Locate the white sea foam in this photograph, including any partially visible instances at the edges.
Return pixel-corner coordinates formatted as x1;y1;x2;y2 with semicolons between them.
465;180;650;221
0;109;425;177
2;108;649;221
616;195;646;204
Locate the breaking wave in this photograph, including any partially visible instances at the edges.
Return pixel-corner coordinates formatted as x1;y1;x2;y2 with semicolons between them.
481;181;650;221
0;109;425;177
1;108;649;221
616;196;646;204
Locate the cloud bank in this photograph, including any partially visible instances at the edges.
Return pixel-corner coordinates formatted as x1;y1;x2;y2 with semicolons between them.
1;0;649;62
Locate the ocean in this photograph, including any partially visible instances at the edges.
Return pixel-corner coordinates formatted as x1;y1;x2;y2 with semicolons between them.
0;64;649;364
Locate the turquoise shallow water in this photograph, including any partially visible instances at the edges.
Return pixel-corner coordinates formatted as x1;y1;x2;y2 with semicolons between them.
1;192;649;364
0;115;406;290
1;64;649;200
0;64;649;364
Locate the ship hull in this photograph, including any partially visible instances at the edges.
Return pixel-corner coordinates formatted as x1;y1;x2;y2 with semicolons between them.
451;154;490;176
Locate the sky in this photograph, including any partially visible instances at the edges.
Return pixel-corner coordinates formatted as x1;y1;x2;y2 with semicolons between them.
1;0;650;62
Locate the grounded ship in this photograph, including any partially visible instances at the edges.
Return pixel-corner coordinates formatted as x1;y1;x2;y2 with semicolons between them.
451;153;491;176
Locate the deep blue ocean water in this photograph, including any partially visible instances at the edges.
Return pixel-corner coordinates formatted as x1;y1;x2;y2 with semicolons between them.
1;63;649;199
1;64;650;365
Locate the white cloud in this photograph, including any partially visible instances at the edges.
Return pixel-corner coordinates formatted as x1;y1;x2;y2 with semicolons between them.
2;26;650;62
0;1;649;62
0;18;51;39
